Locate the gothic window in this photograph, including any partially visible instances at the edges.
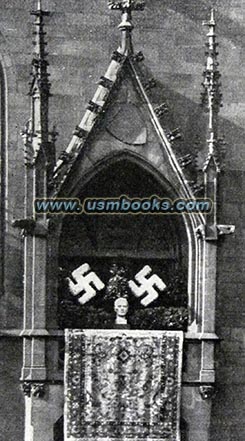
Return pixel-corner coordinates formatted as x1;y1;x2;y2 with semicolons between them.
58;158;188;330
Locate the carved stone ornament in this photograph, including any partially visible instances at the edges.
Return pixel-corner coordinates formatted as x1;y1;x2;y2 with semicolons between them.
195;224;235;241
12;218;49;238
199;385;216;400
32;383;45;398
22;382;45;398
108;0;145;11
22;382;32;397
154;103;169;118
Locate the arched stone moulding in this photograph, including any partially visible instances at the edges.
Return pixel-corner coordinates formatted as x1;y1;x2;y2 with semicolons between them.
52;149;205;334
50;49;207;335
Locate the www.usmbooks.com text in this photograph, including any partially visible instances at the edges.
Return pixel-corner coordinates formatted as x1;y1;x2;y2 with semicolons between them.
34;196;212;214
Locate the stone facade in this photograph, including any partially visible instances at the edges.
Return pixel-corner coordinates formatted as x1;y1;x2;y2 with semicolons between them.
0;1;244;440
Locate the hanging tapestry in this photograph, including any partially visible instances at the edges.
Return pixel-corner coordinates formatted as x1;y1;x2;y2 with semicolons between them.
64;329;183;441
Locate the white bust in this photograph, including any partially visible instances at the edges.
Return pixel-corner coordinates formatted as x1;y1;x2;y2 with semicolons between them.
114;297;129;325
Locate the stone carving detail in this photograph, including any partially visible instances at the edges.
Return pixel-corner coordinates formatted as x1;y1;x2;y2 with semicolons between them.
178;153;196;169
199;385;216;400
22;382;32;397
217;225;235;236
142;78;157;91
12;218;36;236
87;100;103;114
99;76;114;90
133;51;144;62
129;265;166;306
108;0;145;11
167;128;182;142
12;218;48;238
187;181;204;195
111;50;126;63
201;10;222;113
22;382;45;398
67;263;105;305
154;103;169;117
58;151;73;164
195;224;235;241
73;126;88;139
32;383;45;398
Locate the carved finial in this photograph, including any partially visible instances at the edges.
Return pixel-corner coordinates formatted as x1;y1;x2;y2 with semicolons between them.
23;0;56;173
30;1;51;98
108;0;145;11
108;1;145;55
202;8;222;172
28;0;52;152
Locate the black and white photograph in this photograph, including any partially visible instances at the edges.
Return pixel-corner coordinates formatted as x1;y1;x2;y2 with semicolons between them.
0;1;244;440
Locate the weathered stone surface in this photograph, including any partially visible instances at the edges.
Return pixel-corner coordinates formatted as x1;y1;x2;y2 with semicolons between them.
0;340;24;441
0;1;244;440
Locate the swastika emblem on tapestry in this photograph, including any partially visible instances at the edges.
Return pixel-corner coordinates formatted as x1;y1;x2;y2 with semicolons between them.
128;265;167;306
64;329;183;441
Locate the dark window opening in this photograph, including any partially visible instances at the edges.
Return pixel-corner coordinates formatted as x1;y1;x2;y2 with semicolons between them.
58;159;188;330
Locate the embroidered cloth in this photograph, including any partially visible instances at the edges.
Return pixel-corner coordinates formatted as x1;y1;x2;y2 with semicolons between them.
64;329;183;441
